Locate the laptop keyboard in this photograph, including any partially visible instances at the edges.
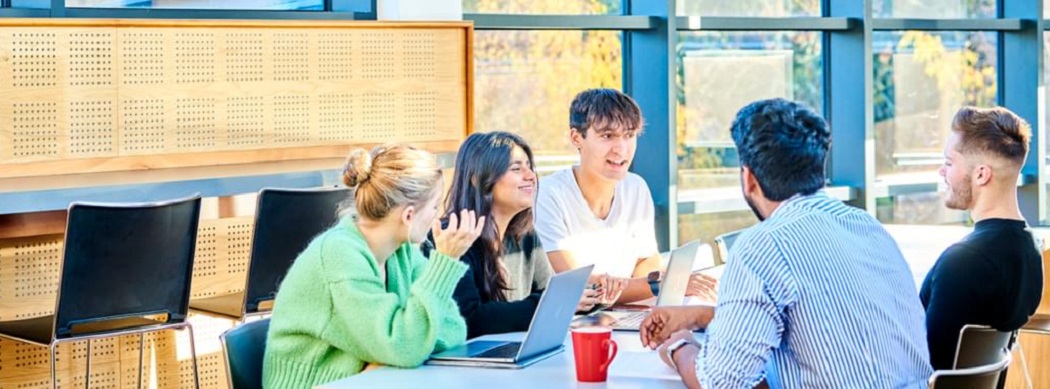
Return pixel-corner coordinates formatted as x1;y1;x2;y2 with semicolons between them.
475;342;522;359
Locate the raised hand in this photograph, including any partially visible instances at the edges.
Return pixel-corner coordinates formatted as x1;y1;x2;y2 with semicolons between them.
431;209;486;258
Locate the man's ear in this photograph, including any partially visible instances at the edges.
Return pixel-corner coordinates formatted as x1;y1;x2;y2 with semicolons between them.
973;164;994;186
741;166;759;196
570;128;584;150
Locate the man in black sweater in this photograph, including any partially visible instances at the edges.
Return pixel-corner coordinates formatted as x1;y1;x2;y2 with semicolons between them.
921;106;1044;370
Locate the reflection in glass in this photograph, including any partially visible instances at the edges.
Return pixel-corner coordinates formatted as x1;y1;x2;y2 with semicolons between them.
676;0;819;17
873;0;995;18
676;31;822;191
876;192;970;226
678;211;758;248
464;0;619;15
873;31;997;179
65;0;322;9
473;30;622;167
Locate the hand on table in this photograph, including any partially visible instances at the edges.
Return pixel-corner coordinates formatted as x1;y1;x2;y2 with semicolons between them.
640;305;713;349
685;273;718;302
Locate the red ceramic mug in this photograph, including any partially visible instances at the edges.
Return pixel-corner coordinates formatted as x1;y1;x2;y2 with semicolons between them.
570;327;619;382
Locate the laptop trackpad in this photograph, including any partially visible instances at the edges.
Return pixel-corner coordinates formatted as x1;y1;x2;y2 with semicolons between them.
432;340;509;358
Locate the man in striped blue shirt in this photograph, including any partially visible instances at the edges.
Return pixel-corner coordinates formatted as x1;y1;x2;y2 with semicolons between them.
640;99;933;388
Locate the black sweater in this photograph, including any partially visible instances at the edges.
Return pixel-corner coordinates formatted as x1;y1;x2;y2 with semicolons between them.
423;232;553;339
919;218;1043;369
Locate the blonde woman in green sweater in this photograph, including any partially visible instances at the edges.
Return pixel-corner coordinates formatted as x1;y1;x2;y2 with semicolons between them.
263;144;485;388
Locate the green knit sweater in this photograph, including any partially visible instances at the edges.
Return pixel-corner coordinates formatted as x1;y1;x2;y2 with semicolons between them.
262;217;468;388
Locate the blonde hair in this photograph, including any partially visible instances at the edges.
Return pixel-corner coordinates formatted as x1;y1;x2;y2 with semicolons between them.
340;144;442;220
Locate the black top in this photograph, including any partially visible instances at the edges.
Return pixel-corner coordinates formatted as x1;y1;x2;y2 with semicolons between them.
919;218;1043;369
423;232;551;339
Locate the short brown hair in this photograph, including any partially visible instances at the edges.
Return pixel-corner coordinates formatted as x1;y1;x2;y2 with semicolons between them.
569;88;644;137
950;106;1031;165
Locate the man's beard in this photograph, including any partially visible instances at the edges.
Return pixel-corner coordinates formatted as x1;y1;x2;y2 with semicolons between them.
944;175;973;211
744;192;766;222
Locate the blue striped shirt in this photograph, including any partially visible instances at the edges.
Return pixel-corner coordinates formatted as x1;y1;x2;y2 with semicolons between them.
695;192;933;388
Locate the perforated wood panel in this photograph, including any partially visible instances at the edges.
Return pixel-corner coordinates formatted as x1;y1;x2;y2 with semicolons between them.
68;99;117;157
189;217;253;299
68;31;115;87
0;318;233;388
0;236;62;321
319;93;354;141
0;21;469;179
174;98;218;151
120;98;167;154
226;96;267;148
174;32;217;85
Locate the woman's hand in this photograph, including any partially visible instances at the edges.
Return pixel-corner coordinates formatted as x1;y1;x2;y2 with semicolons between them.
595;274;629;305
432;209;485;258
576;288;599;312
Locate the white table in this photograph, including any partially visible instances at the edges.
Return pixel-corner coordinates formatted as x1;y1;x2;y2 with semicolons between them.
319;224;979;389
318;331;684;388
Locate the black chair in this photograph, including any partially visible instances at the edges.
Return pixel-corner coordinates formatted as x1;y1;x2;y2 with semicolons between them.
0;195;203;388
714;229;743;265
929;349;1011;389
191;187;348;320
954;324;1015;369
220;318;270;389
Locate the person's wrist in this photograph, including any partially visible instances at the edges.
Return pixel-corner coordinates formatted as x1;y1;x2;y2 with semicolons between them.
688;306;713;330
667;340;698;372
647;270;663;296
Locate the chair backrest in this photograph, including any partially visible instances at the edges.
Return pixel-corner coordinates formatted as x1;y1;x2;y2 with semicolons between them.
243;187;348;314
929;349;1011;389
54;195;202;339
714;229;743;264
694;243;717;270
221;318;271;389
955;324;1014;369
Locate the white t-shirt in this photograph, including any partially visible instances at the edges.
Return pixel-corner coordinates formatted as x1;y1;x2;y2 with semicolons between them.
533;168;659;278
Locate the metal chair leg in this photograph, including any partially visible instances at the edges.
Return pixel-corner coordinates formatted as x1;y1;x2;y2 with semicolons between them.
184;323;201;389
138;333;146;389
85;338;92;389
50;342;58;389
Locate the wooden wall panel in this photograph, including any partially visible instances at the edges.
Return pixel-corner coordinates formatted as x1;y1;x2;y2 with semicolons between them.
0;20;470;181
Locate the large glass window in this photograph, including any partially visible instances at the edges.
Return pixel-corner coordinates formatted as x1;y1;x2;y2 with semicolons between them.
674;31;821;244
877;192;970;226
465;0;619;15
676;0;819;17
473;30;622;172
872;31;995;225
873;31;997;179
873;0;995;18
64;0;323;9
676;31;823;192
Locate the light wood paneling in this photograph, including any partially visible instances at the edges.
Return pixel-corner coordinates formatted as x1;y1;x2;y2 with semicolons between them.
0;19;470;181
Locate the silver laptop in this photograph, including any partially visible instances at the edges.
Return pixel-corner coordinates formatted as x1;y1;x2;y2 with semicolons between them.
426;264;593;369
574;240;701;331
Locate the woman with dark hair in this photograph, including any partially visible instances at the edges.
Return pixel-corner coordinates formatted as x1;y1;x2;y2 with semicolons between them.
425;132;598;338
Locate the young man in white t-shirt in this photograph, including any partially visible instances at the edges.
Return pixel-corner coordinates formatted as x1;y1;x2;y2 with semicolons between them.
534;88;716;303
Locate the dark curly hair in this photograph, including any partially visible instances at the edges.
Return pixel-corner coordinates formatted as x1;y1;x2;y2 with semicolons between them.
730;98;831;201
